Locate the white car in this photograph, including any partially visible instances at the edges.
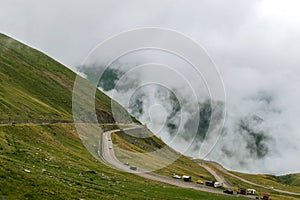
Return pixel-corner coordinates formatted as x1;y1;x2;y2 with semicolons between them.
172;174;181;179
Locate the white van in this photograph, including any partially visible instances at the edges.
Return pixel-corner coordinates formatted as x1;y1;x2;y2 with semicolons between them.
214;182;223;188
247;189;256;195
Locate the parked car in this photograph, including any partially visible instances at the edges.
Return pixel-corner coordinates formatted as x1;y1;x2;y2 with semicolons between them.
196;180;204;184
172;174;181;179
130;166;137;171
223;190;234;195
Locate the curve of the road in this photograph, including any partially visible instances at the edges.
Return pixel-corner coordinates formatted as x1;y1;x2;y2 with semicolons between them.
198;162;233;189
204;161;300;197
99;125;256;199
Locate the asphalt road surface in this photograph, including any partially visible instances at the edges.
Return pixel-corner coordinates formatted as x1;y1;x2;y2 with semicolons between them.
100;125;256;198
199;162;233;189
205;161;300;197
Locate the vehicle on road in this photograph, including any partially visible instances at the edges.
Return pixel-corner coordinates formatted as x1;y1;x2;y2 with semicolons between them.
109;147;112;150
124;162;129;166
182;175;192;182
172;174;181;179
214;182;223;188
196;180;204;184
247;189;256;195
238;188;247;195
130;166;137;171
223;190;234;195
262;193;270;200
205;180;215;187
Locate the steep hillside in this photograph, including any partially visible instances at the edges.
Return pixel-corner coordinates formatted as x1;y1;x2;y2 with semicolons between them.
0;33;117;123
0;33;237;200
1;123;240;200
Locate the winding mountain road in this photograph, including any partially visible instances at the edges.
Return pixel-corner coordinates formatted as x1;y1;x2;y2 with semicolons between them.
204;161;300;197
99;125;256;198
3;121;299;198
198;162;233;189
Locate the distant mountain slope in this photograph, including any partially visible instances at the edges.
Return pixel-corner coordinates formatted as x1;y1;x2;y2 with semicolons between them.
277;173;300;187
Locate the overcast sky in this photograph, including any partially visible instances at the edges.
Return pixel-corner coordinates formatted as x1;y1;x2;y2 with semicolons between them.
1;0;298;69
1;0;300;175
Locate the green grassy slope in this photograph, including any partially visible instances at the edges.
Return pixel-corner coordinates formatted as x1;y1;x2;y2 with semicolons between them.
276;174;300;187
112;129;214;182
0;123;238;200
0;33;116;122
0;33;238;199
231;171;300;193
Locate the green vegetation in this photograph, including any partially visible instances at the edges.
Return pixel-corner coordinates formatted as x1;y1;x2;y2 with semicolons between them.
0;32;298;199
0;124;238;200
0;33;117;122
276;174;300;187
203;163;300;200
0;33;239;199
112;129;215;182
231;171;300;194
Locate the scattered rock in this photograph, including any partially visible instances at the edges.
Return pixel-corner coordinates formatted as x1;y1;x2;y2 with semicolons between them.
24;169;31;173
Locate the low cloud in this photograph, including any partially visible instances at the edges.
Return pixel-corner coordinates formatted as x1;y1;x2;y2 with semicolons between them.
1;0;300;175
